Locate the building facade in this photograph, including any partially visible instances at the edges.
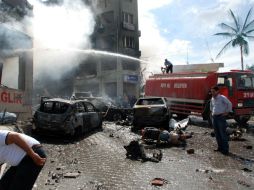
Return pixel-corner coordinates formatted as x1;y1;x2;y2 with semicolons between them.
0;0;34;118
75;0;141;100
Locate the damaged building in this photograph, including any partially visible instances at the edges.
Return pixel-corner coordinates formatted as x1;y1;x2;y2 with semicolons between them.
75;0;141;99
0;0;34;119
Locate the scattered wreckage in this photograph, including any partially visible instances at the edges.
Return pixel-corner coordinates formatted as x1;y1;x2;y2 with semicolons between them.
141;118;192;145
124;118;192;163
33;98;103;137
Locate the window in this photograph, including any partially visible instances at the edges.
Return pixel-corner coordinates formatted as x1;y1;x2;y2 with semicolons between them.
122;36;135;48
76;103;85;112
84;102;95;112
101;57;117;70
236;74;254;89
97;0;108;8
41;102;69;114
122;60;139;71
122;12;133;24
217;76;232;87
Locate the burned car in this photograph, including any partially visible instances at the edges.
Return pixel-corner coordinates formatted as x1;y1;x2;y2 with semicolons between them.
33;98;103;136
77;97;133;121
132;97;171;131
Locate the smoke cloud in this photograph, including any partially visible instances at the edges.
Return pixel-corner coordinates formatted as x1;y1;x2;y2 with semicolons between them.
27;0;95;80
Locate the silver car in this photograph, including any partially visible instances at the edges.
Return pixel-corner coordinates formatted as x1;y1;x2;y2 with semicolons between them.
33;98;103;136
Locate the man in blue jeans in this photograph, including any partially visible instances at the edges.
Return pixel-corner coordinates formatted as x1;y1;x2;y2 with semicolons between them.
210;86;232;155
0;130;46;190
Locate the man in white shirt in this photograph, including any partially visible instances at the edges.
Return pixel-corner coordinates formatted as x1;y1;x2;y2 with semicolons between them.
0;130;46;190
210;86;232;155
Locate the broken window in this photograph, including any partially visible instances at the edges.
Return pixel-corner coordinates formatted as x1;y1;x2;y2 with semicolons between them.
84;102;95;112
101;57;117;71
40;101;69;114
78;61;97;76
136;98;164;105
122;59;139;71
76;102;85;112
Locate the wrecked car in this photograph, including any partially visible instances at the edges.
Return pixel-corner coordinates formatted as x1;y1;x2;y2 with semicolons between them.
77;97;132;121
132;97;171;131
33;98;103;136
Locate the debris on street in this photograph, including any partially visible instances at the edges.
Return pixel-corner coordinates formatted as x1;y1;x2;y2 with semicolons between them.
63;172;81;178
186;148;195;154
151;178;168;186
124;140;162;163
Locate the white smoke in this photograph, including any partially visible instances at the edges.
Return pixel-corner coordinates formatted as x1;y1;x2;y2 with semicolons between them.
27;0;95;80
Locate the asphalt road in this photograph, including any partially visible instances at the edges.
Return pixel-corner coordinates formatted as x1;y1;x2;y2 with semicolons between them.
30;118;254;190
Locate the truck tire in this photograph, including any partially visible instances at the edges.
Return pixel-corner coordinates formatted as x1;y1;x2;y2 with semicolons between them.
234;115;251;125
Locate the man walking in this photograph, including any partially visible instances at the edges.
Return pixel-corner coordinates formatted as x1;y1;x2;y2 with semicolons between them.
210;86;232;155
0;130;46;190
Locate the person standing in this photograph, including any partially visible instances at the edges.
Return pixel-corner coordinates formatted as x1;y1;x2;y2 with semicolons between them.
210;86;232;155
0;130;46;190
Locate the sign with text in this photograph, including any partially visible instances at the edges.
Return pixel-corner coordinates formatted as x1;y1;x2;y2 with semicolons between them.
123;75;139;84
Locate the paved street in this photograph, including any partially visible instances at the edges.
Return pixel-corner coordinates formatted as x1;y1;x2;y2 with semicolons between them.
28;118;254;190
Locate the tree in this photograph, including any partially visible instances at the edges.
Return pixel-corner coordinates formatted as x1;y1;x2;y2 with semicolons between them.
246;63;254;72
214;8;254;70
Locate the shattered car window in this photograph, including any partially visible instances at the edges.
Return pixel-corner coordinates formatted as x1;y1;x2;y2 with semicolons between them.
76;102;85;112
40;101;69;114
136;98;164;105
84;102;95;112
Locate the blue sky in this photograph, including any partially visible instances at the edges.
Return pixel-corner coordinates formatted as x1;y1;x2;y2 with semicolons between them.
138;0;254;74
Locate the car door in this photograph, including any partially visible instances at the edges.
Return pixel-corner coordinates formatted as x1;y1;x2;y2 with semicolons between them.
83;102;100;129
74;102;87;132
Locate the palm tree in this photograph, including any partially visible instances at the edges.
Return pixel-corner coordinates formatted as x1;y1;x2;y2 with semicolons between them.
215;8;254;70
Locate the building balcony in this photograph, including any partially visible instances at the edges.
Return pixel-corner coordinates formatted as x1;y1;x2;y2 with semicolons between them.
122;22;135;31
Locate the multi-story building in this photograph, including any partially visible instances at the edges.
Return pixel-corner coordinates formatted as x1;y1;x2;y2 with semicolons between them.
75;0;141;100
0;0;34;119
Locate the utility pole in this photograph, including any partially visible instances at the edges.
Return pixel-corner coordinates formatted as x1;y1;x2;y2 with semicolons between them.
186;47;189;65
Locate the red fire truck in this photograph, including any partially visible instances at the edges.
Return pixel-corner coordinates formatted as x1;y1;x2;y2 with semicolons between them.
145;70;254;124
